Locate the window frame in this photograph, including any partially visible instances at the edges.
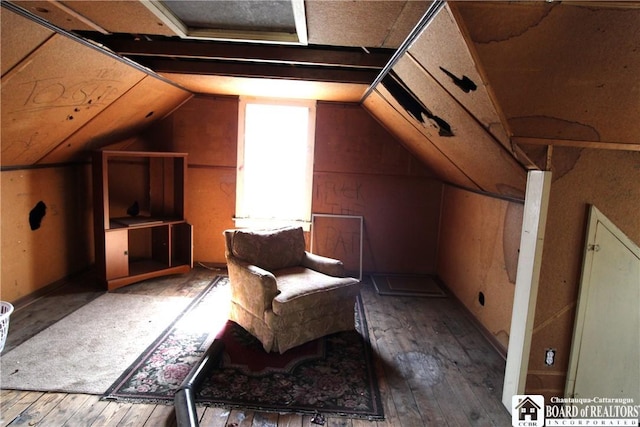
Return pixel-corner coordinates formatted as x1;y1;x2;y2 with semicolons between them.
235;96;316;230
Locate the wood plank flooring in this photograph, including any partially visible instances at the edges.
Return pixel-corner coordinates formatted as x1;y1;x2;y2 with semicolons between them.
1;267;510;426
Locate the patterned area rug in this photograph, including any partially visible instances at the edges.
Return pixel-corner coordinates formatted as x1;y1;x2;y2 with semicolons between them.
103;276;384;420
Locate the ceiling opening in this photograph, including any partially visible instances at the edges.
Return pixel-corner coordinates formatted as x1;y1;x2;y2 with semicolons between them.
143;0;308;44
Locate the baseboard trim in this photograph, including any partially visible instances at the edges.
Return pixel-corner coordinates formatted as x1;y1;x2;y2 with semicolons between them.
10;268;96;311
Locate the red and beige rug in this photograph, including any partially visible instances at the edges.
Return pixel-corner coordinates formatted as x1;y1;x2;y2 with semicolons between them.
103;276;384;420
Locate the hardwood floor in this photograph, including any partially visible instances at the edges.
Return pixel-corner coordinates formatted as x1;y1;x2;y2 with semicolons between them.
1;267;510;426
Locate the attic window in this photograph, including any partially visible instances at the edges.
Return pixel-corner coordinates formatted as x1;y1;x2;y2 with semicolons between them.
143;0;308;44
235;97;316;230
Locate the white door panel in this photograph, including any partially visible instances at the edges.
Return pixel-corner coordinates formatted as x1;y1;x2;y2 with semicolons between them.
567;206;640;402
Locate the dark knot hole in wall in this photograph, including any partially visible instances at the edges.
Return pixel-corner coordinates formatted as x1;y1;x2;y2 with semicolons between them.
29;201;47;230
439;66;477;93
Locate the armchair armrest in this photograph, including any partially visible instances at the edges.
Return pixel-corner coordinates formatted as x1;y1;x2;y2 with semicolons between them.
302;251;347;277
226;255;279;315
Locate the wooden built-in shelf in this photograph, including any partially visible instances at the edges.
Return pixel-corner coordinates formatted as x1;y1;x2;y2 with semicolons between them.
93;150;193;291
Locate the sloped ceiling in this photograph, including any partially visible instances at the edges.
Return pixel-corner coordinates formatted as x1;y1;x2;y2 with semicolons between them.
0;6;193;167
2;1;639;200
365;1;639;198
452;1;640;149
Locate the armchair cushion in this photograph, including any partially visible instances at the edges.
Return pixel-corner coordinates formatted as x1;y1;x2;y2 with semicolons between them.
230;226;305;271
272;267;361;316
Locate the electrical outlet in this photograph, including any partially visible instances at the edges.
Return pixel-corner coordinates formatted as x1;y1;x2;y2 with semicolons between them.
545;348;556;366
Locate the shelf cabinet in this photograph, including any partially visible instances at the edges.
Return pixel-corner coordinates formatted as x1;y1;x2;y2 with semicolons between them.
93;150;192;290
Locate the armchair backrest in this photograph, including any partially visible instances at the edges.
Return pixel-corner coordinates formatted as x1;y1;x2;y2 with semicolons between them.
224;226;306;271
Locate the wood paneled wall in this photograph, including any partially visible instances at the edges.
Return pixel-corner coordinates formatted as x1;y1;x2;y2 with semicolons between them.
435;149;639;397
313;103;442;274
146;96;443;274
0;165;93;302
527;148;640;398
437;185;523;354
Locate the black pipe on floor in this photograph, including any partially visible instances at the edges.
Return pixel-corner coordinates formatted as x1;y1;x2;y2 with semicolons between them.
175;339;225;427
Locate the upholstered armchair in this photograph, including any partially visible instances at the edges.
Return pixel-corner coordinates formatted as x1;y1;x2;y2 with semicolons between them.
224;226;362;354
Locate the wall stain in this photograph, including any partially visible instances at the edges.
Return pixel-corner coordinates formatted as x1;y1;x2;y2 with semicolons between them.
503;202;524;284
551;147;584;182
510;115;601;142
459;3;555;44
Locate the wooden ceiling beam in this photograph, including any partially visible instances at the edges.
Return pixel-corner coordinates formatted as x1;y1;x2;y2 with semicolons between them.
94;37;393;69
513;136;640;152
560;1;640;9
133;57;379;84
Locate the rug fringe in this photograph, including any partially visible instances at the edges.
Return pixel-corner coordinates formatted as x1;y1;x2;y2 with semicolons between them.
101;395;174;406
195;401;385;421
